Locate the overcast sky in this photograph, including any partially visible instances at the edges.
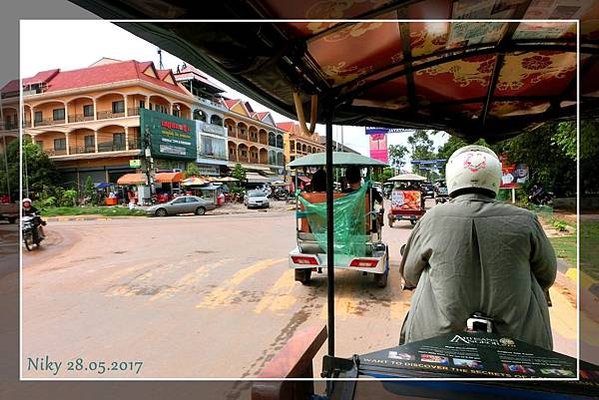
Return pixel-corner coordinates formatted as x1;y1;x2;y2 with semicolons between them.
20;20;449;161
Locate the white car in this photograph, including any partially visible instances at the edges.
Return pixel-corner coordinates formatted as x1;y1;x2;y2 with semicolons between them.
244;190;270;209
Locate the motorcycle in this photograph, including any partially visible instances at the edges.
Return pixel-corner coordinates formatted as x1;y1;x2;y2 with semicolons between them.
528;185;554;206
272;187;289;201
22;214;45;251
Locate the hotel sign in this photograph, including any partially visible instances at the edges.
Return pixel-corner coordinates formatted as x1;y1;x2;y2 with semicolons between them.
140;109;196;160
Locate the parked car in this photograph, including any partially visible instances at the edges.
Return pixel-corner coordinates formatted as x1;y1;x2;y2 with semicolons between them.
244;190;270;209
146;195;215;217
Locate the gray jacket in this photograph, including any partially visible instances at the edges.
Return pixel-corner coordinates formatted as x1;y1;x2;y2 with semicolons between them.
399;193;557;350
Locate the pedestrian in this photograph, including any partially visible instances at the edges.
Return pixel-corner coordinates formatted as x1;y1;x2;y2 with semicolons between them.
399;145;557;350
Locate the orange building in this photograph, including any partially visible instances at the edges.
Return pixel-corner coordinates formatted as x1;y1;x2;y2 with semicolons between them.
221;99;285;177
21;57;196;186
276;121;324;165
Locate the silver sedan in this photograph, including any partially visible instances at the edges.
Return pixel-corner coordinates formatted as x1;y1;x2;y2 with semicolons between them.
147;196;216;217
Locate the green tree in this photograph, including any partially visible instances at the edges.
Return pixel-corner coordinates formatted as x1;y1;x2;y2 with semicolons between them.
185;162;201;178
388;144;408;169
372;167;394;183
231;163;247;182
407;129;436;175
9;138;59;198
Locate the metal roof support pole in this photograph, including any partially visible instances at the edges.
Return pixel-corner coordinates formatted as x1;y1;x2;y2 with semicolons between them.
325;106;335;359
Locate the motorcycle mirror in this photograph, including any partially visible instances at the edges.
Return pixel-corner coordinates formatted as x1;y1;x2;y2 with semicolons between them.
400;244;406;256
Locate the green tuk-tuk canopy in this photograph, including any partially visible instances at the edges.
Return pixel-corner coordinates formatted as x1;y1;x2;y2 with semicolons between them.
70;0;599;141
288;152;387;168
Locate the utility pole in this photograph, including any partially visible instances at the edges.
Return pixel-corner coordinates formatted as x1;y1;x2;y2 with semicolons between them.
143;127;155;203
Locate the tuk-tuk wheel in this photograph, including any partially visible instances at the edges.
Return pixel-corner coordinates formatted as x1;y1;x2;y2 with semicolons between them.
374;270;388;288
388;216;394;228
295;269;312;285
410;219;417;226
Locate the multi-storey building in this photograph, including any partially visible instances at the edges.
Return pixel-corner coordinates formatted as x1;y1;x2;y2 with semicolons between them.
221;99;285;176
0;80;20;153
21;58;196;186
276;121;324;165
174;64;228;177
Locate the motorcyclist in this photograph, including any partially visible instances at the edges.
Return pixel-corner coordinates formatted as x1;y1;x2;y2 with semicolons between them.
22;198;46;239
399;145;557;350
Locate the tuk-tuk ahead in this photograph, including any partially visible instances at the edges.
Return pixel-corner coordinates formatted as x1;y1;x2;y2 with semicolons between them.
287;152;389;288
386;173;427;227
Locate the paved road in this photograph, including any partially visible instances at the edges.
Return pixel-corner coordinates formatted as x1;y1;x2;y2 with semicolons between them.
21;201;577;386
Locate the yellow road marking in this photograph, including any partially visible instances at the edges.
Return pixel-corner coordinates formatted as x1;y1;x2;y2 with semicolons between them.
390;301;407;321
197;258;285;309
254;269;296;314
150;261;225;302
320;284;357;321
549;286;577;341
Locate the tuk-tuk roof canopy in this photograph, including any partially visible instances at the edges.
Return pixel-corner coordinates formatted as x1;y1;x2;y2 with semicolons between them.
71;0;599;141
288;152;387;168
388;173;428;182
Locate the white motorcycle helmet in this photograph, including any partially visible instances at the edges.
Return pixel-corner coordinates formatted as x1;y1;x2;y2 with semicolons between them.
23;198;32;208
446;145;502;198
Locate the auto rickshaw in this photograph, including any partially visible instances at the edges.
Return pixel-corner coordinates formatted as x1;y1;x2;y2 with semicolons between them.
386;173;427;227
288;152;389;287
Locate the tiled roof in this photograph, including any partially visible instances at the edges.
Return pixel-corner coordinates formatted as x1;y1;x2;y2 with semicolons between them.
1;79;19;94
223;99;239;109
276;121;295;132
21;60;190;96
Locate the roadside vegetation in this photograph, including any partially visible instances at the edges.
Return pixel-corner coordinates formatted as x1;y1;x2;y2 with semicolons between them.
41;206;146;218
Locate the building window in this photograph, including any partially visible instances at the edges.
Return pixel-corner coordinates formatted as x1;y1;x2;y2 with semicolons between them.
240;149;247;157
193;109;207;121
83;104;94;117
84;135;95;151
201;136;226;160
35;140;43;149
113;133;125;150
290;141;295;151
139;100;145;109
53;108;65;121
112;100;125;114
210;115;223;126
34;111;42;123
54;138;66;151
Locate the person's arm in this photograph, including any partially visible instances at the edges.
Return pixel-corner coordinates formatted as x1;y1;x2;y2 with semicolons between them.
530;215;557;289
399;220;431;288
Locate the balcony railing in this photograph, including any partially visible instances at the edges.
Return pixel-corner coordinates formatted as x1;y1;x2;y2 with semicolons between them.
98;142;126;152
1;123;18;131
35;118;65;127
127;107;140;116
44;148;67;156
69;146;97;155
128;139;141;150
97;111;125;120
68;114;94;123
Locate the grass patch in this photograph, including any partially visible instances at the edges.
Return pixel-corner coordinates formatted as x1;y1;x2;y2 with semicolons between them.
41;206;146;218
581;220;599;282
550;235;576;269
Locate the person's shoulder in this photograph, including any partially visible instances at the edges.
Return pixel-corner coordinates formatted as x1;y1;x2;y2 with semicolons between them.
487;201;536;218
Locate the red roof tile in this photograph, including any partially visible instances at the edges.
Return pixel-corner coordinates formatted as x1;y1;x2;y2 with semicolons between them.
276;121;295;132
223;99;239;109
23;69;60;86
22;61;190;96
1;79;19;94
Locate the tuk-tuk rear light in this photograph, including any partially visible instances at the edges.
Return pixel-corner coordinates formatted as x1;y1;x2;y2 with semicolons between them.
349;259;379;268
291;255;319;265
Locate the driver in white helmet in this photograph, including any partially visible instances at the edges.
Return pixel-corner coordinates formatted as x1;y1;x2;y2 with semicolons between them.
399;145;556;349
22;198;46;238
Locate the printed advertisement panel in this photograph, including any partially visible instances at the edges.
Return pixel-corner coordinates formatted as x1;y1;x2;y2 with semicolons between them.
391;190;422;211
140;108;196;160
